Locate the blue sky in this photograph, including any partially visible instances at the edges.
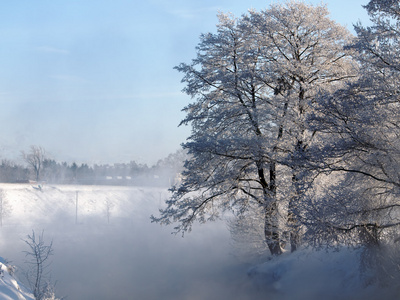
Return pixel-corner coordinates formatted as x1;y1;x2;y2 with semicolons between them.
0;0;370;165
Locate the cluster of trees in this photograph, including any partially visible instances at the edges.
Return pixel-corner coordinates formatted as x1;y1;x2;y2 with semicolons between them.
152;0;400;281
0;146;185;186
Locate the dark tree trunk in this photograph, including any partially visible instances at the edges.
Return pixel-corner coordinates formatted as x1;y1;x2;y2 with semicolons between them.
263;161;283;256
288;162;302;252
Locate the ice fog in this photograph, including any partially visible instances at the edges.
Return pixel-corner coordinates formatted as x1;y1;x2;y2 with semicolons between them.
0;184;268;300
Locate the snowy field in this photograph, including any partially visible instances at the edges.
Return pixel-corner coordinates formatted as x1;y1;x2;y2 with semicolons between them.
0;183;396;300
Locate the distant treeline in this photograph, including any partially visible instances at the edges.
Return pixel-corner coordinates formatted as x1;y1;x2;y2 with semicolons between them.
0;150;186;187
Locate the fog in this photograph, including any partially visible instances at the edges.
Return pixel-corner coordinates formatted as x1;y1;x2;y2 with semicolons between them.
0;185;268;300
0;183;395;300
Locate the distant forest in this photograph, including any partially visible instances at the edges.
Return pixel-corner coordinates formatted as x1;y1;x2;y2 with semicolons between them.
0;149;186;187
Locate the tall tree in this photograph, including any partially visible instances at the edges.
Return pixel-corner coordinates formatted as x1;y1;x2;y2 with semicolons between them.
152;1;357;255
243;0;357;252
22;145;47;182
304;0;400;250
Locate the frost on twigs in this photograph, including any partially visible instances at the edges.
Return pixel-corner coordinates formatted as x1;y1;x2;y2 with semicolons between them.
22;230;60;300
153;0;357;256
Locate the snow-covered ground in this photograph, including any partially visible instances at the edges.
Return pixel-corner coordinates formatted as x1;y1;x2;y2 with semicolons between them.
0;183;397;300
0;257;34;300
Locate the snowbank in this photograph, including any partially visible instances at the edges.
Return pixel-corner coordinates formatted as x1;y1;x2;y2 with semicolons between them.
0;257;34;300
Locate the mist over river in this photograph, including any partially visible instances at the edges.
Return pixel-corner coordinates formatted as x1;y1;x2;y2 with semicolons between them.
0;184;266;300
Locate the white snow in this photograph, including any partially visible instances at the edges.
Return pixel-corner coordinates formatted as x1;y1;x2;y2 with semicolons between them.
0;257;34;300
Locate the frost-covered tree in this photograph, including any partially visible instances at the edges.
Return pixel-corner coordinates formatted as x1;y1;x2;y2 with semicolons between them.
152;1;357;255
304;0;400;252
243;1;357;253
23;230;56;300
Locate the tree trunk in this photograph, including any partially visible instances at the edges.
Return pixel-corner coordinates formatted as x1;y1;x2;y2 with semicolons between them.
286;85;306;252
288;201;300;252
264;202;283;255
288;171;301;252
254;161;284;256
35;167;40;182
